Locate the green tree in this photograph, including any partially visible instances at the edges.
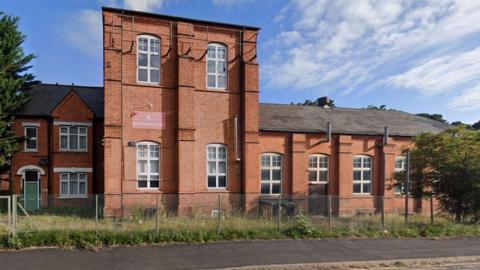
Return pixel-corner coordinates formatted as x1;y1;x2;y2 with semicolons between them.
295;97;336;107
395;127;480;222
0;12;37;172
416;113;447;123
472;120;480;130
366;104;387;110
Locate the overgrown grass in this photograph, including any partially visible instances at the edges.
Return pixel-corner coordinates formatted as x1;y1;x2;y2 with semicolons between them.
0;213;479;249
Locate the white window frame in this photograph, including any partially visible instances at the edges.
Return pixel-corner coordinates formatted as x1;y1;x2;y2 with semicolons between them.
24;126;38;152
136;141;160;189
59;126;87;151
137;35;160;84
353;155;372;195
260;153;283;195
394;156;407;195
206;43;227;90
308;154;329;184
206;144;228;189
59;172;87;198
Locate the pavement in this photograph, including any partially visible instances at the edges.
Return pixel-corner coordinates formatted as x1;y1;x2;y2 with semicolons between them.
1;237;480;270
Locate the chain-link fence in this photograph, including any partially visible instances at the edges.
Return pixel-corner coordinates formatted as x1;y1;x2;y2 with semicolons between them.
1;193;442;237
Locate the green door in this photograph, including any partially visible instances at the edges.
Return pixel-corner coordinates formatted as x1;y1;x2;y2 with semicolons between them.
24;170;39;211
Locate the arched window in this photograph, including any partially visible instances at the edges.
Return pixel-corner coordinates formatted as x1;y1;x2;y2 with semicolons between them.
136;142;160;189
137;35;160;84
206;43;227;89
308;154;329;183
261;153;282;195
206;144;227;188
394;156;407;194
353;155;372;194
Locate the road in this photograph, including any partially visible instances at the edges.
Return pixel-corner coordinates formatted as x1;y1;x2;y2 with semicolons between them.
1;237;480;269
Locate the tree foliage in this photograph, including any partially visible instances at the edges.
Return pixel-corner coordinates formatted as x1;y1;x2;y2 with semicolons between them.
0;12;37;171
293;97;336;107
416;113;448;123
396;127;480;222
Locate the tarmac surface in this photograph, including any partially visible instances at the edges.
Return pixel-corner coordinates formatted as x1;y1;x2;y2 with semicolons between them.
1;237;480;269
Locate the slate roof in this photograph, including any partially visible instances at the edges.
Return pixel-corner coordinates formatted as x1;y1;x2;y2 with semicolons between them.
260;103;450;137
15;84;104;117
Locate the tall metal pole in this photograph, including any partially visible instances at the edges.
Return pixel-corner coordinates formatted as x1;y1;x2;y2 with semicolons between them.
405;151;411;224
95;195;99;234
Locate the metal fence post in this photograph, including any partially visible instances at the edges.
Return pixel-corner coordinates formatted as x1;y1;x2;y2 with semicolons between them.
381;196;385;230
277;195;281;233
95;195;99;234
405;151;411;225
430;196;434;224
217;194;222;236
7;196;11;233
12;195;17;237
156;194;159;237
328;195;332;231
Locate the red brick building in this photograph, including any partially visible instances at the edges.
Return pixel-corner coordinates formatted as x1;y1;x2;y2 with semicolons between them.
8;7;449;214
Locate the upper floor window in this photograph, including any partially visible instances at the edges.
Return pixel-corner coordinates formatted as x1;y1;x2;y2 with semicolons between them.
353;155;372;194
394;156;407;194
60;172;87;197
137;35;160;84
207;43;227;89
308;154;329;183
137;142;160;189
24;126;38;151
261;153;282;195
207;144;227;189
60;126;87;151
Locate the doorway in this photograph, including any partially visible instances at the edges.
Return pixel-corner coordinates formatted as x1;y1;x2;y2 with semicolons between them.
23;170;40;211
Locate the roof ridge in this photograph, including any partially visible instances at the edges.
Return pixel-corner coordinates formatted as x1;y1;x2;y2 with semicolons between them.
38;83;103;89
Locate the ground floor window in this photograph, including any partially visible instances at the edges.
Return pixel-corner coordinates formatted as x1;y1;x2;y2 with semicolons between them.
353;155;372;194
137;141;160;189
207;144;227;188
261;153;282;195
60;172;87;197
308;154;329;183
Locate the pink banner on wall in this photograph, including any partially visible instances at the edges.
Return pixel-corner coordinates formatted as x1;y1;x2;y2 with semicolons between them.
131;111;164;129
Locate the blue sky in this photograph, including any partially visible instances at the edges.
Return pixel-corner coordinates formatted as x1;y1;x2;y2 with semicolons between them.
3;0;480;124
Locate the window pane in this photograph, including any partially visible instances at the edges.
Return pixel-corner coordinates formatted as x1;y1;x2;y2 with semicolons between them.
272;156;281;167
79;136;87;149
308;171;317;182
150;180;159;188
138;145;147;157
60;135;68;149
319;156;328;168
150;69;160;83
353;158;362;168
208;176;216;188
70;173;78;181
150;39;160;53
261;169;270;180
69;135;78;149
272;169;281;180
353;183;361;193
272;183;281;194
138;160;147;173
150;54;160;68
60;173;69;180
61;182;68;195
218;161;226;173
79;182;86;195
261;155;270;167
217;75;226;89
138;38;148;51
26;128;36;138
353;170;362;181
70;181;78;195
207;60;215;73
208;161;216;173
261;183;270;194
218;47;226;59
319;170;328;182
26;140;36;149
218;176;226;188
207;75;216;88
363;170;371;181
150;145;159;158
207;147;216;159
363;183;371;193
78;173;86;180
207;46;216;58
138;180;148;188
150;160;159;173
79;127;87;134
60;127;68;133
364;157;372;168
218;147;226;159
308;156;317;168
70;126;78;134
138;68;148;82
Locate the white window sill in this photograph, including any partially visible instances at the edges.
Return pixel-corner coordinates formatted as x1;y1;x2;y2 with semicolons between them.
207;187;228;191
24;149;38;153
136;81;160;86
308;182;328;185
58;149;88;153
352;194;373;197
206;87;227;91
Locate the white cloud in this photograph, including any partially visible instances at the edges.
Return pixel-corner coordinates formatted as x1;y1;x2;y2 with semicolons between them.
212;0;253;7
123;0;165;11
64;9;102;58
265;0;480;103
449;87;480;112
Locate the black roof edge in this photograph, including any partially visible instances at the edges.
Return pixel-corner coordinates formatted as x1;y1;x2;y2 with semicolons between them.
36;83;103;89
102;6;261;31
259;128;416;138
